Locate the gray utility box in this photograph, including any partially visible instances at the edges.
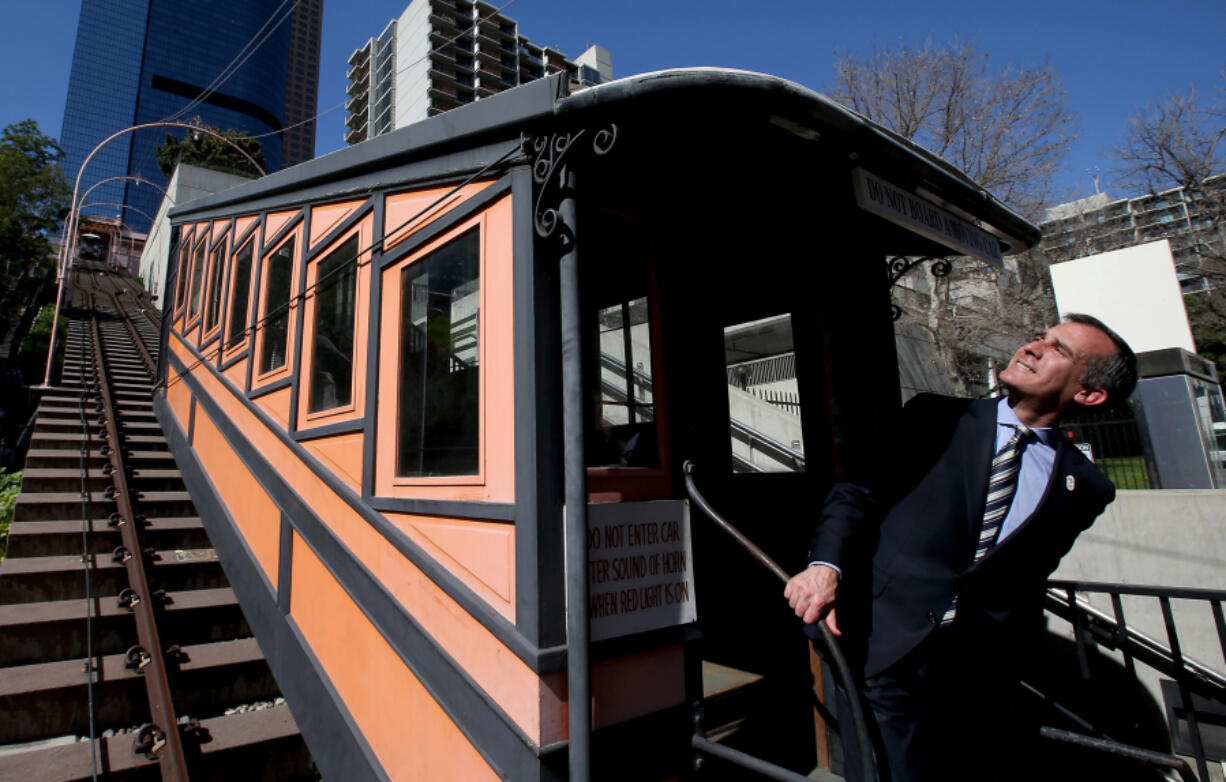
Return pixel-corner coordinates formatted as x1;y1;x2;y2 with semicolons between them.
1133;348;1226;489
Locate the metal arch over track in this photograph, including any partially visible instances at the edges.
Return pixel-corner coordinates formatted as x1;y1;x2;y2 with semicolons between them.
0;265;314;781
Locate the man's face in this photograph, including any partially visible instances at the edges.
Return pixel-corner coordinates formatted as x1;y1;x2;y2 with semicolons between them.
998;322;1116;412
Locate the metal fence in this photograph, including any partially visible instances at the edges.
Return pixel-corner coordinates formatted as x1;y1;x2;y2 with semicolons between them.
747;388;801;416
1042;580;1226;781
1061;404;1155;489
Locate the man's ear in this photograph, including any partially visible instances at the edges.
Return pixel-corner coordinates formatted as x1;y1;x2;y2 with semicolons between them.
1075;386;1108;407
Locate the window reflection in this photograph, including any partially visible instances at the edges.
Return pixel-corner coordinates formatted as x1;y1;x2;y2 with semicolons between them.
225;241;254;348
308;236;359;413
259;237;295;375
396;228;480;477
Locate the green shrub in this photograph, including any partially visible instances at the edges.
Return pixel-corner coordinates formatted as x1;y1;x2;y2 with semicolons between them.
18;304;68;384
0;470;23;560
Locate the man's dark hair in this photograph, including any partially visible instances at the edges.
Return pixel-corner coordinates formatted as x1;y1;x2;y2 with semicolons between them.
1063;313;1138;404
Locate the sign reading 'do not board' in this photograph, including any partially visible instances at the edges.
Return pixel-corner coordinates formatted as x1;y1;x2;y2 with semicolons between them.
852;167;1004;268
587;500;696;642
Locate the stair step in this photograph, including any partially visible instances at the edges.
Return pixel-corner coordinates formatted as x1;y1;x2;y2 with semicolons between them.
6;516;207;558
0;588;248;667
0;549;226;605
0;637;276;745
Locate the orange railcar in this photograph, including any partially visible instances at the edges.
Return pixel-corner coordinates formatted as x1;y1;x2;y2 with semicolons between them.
155;69;1038;780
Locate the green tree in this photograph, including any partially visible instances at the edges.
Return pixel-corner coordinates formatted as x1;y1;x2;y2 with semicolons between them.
0;119;70;273
156;125;265;179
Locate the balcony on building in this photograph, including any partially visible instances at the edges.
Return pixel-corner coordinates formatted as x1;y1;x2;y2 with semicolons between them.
428;67;472;92
430;29;475;58
347;48;371;83
430;0;472;16
429;47;475;80
518;40;542;64
427;83;470;110
475;47;516;77
475;16;516;54
429;11;462;37
344;106;367;130
345;87;369;115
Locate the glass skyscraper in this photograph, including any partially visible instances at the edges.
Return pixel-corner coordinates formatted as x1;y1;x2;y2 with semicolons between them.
59;0;322;233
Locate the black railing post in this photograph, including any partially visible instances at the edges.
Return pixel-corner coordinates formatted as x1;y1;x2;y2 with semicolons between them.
1160;596;1211;781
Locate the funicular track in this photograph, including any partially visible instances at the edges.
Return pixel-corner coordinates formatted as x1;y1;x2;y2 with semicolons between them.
0;264;313;781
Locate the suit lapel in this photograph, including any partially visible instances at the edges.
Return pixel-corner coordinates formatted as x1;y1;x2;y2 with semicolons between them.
960;398;999;543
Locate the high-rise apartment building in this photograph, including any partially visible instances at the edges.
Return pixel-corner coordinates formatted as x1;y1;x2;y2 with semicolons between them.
59;0;323;232
345;0;611;145
1041;175;1226;294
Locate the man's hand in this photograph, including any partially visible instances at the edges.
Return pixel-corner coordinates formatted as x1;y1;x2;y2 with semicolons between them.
784;564;841;636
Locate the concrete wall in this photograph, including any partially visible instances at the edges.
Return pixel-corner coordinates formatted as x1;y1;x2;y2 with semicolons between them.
1052;489;1226;723
138;164;255;308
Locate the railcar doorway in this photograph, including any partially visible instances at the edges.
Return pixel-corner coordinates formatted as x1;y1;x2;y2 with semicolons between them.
568;146;905;772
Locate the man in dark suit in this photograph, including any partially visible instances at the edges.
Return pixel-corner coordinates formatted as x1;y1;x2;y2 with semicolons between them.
785;313;1137;781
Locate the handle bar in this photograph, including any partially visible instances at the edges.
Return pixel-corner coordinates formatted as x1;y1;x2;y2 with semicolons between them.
683;460;877;782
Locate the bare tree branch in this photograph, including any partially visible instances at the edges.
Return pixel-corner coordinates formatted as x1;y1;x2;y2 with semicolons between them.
831;38;1072;397
1111;83;1226;193
830;37;1077;221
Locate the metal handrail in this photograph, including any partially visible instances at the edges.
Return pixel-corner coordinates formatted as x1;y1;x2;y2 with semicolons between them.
1040;578;1226;781
683;461;875;782
728;419;806;469
1039;727;1198;782
1045;586;1226;692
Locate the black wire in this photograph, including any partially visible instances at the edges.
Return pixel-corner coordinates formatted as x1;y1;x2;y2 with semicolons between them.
164;142;522;390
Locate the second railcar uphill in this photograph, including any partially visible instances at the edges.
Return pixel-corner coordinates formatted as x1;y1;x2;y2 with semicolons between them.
154;68;1039;781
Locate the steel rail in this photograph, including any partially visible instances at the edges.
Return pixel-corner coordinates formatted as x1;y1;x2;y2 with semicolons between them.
99;287;158;377
87;289;192;780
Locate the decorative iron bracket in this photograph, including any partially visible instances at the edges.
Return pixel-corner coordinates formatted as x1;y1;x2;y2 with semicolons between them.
888;255;953;320
527;124;618;240
887;255;951;288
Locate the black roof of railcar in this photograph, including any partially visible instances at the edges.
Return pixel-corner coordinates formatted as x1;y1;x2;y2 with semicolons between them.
168;67;1040;254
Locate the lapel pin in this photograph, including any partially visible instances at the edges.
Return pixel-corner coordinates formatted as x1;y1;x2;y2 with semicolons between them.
1066;475;1076;491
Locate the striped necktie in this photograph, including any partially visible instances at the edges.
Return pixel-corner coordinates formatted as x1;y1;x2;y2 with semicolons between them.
941;424;1032;626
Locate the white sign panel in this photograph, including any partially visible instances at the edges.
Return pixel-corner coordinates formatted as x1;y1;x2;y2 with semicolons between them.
587;500;696;641
1049;240;1196;354
853;168;1004;267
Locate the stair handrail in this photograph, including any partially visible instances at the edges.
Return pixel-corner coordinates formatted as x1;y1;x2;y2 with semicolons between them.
1045;582;1226;693
1042;578;1226;781
683;460;875;782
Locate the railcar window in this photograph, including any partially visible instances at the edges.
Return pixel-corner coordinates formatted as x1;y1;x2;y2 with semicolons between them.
396;228;480;477
588;295;657;468
724;314;805;473
225;240;254;348
187;242;206;320
259;237;296;375
203;242;226;332
308;235;359;413
175;241;191;312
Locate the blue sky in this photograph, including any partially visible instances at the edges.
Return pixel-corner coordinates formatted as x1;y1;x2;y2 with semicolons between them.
3;0;1223;205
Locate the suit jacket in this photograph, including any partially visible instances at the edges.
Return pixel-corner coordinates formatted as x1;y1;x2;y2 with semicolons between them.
809;395;1115;678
